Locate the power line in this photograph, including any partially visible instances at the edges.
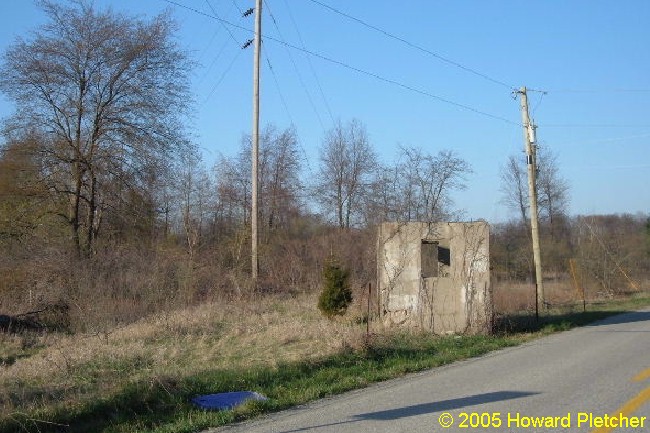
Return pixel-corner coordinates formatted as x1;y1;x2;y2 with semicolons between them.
162;0;519;126
228;0;293;125
199;2;315;178
261;0;326;129
572;164;650;170
262;74;317;177
279;0;336;125
305;0;516;91
552;133;650;147
542;124;650;128
197;37;230;85
292;48;519;126
203;49;243;104
259;49;314;176
264;51;293;124
546;88;650;93
531;91;545;117
229;0;244;15
204;0;241;45
200;0;248;102
196;25;223;64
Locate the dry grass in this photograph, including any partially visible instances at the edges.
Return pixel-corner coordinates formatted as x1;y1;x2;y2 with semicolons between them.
0;291;366;419
492;277;630;314
492;273;650;324
3;278;647;429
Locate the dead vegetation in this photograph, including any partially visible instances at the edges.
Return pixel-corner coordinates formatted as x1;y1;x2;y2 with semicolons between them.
0;2;647;431
0;291;369;419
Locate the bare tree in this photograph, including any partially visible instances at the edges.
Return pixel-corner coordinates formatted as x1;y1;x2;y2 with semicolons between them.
499;154;529;227
0;136;53;245
215;150;250;228
403;147;471;222
500;145;569;228
315;119;376;229
0;1;192;255
175;147;214;258
215;125;303;234
257;126;302;233
536;145;570;228
363;163;400;225
369;146;471;224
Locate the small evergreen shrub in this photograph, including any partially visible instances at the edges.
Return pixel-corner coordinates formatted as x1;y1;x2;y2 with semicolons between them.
318;261;352;318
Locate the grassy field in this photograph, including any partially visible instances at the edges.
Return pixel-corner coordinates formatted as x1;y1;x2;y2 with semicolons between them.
1;290;650;433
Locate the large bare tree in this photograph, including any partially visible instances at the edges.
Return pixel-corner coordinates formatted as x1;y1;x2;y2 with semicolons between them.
315;119;376;229
0;1;192;255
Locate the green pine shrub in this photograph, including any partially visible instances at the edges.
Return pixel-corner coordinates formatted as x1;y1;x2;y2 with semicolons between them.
318;261;352;318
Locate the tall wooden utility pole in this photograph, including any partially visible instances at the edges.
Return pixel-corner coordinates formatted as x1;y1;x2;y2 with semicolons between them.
518;86;545;315
251;0;262;284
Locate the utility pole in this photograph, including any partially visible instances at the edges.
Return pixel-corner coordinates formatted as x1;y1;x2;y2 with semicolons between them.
251;0;262;284
517;86;545;316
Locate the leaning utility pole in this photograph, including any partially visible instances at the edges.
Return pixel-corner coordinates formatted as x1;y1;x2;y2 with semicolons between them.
251;0;262;284
518;86;545;316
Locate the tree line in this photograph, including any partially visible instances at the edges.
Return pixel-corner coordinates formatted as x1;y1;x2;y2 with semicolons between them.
0;1;647;329
0;1;474;326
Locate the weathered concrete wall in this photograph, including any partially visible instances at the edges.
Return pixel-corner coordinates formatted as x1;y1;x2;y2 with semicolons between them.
377;222;492;334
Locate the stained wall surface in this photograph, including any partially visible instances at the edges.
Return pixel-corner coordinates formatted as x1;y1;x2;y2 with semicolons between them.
377;222;492;334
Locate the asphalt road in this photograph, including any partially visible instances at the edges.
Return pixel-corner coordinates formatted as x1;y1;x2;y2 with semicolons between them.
210;309;650;433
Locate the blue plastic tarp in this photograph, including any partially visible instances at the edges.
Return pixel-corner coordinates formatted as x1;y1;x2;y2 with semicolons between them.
191;391;267;411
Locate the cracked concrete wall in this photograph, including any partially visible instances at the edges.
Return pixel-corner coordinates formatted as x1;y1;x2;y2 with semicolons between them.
377;222;492;334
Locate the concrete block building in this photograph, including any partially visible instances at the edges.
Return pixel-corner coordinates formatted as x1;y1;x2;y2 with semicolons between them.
377;221;492;334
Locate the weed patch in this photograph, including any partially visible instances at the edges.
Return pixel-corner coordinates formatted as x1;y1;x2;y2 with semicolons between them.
1;295;649;433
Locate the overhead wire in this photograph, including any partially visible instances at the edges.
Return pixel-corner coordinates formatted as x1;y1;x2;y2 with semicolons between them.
551;133;650;147
541;124;650;128
204;0;241;45
264;51;293;125
305;0;516;91
197;37;230;85
217;1;314;174
525;87;650;128
545;88;650;93
203;49;243;104
229;0;244;14
260;0;316;176
196;1;239;85
161;0;520;126
259;0;326;129
196;25;223;63
231;1;295;125
531;91;546;117
279;0;336;125
200;0;250;103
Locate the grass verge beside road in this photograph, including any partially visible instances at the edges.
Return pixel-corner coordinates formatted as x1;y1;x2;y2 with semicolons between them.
2;294;650;433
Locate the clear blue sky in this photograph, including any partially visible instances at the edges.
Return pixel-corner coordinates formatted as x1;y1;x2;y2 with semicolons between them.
1;0;649;222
